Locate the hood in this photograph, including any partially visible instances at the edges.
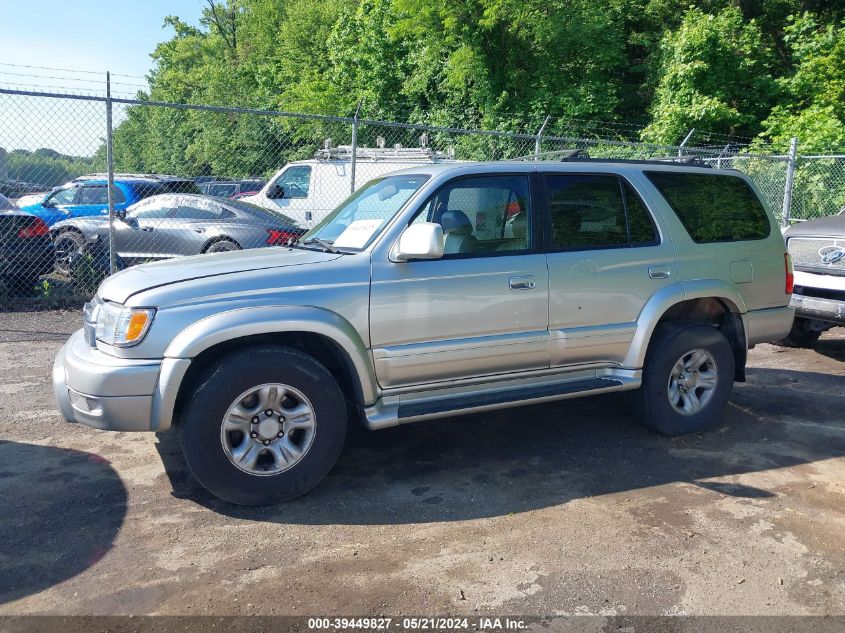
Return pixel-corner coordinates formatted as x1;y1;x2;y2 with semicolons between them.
785;214;845;239
98;247;341;304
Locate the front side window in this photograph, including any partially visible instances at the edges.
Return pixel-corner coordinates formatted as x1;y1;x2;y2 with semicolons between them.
545;175;659;250
76;185;126;205
270;166;312;199
47;186;77;206
303;175;429;250
645;172;770;243
413;175;532;256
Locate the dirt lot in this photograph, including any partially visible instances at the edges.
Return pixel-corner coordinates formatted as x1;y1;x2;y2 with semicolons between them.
0;309;844;617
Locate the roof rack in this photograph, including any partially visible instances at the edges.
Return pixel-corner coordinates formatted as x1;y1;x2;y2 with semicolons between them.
314;140;455;162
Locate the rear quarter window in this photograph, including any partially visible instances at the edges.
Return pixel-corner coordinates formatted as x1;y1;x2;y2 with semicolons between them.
645;172;771;243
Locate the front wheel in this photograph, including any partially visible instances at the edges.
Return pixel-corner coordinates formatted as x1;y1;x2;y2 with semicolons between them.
53;230;86;276
633;321;735;436
179;346;348;505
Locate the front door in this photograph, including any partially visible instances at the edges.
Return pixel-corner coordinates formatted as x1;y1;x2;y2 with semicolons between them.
370;174;550;389
542;173;677;367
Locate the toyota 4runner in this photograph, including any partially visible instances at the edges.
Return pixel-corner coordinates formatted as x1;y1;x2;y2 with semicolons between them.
53;161;795;505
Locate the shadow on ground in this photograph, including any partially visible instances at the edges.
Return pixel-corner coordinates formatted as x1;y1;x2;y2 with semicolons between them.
155;366;845;525
0;442;127;604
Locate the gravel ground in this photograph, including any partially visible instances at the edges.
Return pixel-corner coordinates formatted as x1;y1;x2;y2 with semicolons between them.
0;309;843;617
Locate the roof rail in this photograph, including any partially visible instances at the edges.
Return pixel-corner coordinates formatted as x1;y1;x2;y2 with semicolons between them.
511;149;714;168
72;173;188;181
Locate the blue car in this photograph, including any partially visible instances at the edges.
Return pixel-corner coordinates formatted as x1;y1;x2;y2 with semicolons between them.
20;174;200;226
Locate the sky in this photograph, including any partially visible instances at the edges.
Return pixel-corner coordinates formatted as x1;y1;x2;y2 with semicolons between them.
0;0;205;155
0;0;204;91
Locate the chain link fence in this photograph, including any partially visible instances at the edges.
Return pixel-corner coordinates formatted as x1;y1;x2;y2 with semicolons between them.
1;87;844;302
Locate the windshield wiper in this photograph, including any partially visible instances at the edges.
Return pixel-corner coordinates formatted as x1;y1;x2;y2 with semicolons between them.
301;237;340;254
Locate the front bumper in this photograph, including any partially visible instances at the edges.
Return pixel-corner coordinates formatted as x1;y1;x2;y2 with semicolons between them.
53;329;189;432
791;293;845;325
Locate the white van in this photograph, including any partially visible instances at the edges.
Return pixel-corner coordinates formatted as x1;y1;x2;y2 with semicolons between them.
244;144;456;228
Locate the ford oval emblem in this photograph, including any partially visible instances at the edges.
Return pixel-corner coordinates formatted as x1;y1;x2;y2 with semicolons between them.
819;246;845;264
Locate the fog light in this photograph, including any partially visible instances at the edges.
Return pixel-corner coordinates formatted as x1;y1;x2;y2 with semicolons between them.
68;389;103;416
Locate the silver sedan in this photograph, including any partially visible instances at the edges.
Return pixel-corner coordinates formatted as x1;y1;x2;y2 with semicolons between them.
51;194;305;274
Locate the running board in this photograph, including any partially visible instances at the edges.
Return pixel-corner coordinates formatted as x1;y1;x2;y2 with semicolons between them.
364;374;633;431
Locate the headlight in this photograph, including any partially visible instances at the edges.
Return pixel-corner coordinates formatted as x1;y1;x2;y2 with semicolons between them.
95;303;155;347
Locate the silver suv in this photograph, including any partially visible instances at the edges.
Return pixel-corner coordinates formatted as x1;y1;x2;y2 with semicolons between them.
53;161;795;505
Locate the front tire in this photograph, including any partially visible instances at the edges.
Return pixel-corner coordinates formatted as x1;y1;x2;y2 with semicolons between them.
633;321;735;436
180;346;348;505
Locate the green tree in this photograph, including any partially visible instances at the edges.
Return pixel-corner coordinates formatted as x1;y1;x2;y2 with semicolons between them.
642;6;777;144
759;13;845;152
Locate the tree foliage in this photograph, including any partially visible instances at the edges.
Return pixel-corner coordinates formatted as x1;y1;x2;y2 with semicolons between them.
102;0;845;179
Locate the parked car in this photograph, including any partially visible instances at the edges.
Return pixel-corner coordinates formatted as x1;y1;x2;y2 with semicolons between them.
0;194;53;294
198;179;266;199
20;174;200;227
50;193;305;275
244;144;455;228
781;211;845;346
54;160;794;505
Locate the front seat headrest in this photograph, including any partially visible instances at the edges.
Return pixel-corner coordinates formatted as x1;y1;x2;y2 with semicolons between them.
440;209;473;235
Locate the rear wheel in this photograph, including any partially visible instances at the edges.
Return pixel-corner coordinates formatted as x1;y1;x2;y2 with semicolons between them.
205;239;240;254
53;230;86;276
179;346;347;505
774;318;823;348
633;321;735;436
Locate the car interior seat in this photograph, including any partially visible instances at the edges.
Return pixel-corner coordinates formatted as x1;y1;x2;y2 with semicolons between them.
440;209;478;254
497;212;528;251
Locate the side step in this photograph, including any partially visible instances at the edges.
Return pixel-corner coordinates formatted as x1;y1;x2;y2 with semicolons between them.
399;377;621;419
364;375;629;430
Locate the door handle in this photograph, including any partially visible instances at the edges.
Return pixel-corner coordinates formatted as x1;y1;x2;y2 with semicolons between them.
141;227;155;232
648;265;671;279
509;275;536;290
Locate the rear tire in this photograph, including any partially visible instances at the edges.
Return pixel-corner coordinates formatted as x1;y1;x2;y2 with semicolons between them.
179;346;347;505
54;230;86;276
774;318;823;348
205;239;240;253
633;321;735;436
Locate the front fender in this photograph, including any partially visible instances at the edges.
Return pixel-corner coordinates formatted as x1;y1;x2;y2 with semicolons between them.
624;280;748;368
164;304;378;405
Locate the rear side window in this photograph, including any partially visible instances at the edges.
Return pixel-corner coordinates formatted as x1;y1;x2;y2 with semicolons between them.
544;175;658;250
645;172;770;243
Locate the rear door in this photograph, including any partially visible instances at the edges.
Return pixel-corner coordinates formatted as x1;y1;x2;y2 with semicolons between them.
542;173;676;367
369;173;550;388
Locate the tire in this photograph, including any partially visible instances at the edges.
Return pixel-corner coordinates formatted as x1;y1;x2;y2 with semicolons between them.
53;230;87;276
773;318;823;348
179;346;347;505
205;239;240;254
632;321;735;436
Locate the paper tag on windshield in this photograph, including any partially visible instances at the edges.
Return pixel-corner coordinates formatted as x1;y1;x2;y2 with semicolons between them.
333;219;383;248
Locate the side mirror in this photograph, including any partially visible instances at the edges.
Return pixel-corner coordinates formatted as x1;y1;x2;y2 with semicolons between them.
115;209;127;219
42;199;55;208
392;222;444;262
268;184;285;200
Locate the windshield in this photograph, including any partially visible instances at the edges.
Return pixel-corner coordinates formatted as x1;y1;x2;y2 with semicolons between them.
301;175;429;250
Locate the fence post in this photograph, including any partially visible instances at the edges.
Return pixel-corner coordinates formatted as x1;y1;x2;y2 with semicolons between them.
534;115;550;161
105;72;117;275
350;100;362;194
678;128;695;157
781;137;798;227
